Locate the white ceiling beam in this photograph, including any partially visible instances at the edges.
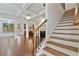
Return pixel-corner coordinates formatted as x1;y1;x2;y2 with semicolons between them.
25;10;36;15
14;3;32;18
38;10;45;16
14;3;27;18
30;10;45;20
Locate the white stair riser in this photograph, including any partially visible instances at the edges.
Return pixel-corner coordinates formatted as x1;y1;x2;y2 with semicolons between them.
52;34;79;40
54;30;79;34
56;26;79;29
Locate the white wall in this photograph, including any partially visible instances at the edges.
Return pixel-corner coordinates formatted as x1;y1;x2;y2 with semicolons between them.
65;3;77;11
46;3;65;38
0;23;2;32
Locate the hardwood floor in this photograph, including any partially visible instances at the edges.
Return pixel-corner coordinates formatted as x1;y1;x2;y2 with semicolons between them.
0;36;34;56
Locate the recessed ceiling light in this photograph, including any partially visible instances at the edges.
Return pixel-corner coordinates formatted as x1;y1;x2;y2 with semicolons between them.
26;16;31;19
8;21;11;23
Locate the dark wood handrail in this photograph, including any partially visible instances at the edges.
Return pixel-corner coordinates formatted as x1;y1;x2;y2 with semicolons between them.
35;19;47;32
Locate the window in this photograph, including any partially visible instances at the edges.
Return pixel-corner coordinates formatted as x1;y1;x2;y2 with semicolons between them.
3;23;14;32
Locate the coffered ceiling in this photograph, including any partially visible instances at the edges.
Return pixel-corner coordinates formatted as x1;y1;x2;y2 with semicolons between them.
0;3;45;21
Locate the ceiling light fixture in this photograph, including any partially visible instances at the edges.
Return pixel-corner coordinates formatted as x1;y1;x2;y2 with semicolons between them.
26;16;31;19
8;21;11;23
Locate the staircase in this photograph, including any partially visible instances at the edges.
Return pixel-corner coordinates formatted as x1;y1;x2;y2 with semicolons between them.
39;8;79;56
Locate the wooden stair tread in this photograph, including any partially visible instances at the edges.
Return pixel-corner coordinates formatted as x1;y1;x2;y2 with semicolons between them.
53;32;79;35
58;21;72;24
59;19;73;22
55;28;79;30
52;34;79;40
44;47;69;56
60;17;79;21
56;25;73;27
46;41;78;52
49;36;78;43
